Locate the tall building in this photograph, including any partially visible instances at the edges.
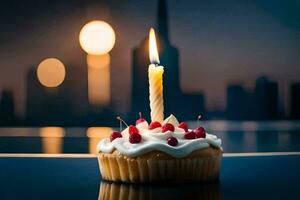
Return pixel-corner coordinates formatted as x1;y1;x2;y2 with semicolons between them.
130;0;205;122
0;90;16;125
64;63;89;119
25;67;73;125
226;76;279;120
25;63;116;126
226;84;256;120
255;76;279;120
26;65;89;125
226;84;247;120
290;83;300;119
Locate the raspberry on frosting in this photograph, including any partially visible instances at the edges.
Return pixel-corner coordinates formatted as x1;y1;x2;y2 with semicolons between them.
162;123;175;132
129;125;139;134
129;132;142;143
194;127;206;138
167;136;178;146
149;121;162;130
184;131;196;139
136;112;147;125
178;122;188;132
110;131;122;142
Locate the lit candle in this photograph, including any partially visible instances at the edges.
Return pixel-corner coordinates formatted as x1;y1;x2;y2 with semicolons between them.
148;28;164;122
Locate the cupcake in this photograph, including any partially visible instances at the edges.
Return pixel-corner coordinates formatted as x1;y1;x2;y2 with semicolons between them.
97;114;222;183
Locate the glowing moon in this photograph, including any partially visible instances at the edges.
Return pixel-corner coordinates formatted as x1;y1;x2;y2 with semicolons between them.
37;58;66;88
79;20;116;55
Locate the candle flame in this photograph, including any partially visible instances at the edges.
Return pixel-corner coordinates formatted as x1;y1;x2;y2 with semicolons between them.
149;28;160;64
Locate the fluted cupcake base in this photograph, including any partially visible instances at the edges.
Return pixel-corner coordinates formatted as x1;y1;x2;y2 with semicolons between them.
98;147;222;183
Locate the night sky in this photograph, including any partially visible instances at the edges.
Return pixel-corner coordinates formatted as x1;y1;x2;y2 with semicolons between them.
0;0;299;116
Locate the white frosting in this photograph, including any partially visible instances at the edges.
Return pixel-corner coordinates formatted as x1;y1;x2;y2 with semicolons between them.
97;121;222;158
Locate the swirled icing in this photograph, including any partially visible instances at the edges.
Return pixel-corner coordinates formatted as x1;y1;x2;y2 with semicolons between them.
97;121;222;158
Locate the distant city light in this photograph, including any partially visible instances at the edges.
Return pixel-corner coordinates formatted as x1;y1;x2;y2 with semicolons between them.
40;127;65;154
39;127;65;137
87;127;113;154
87;127;112;138
37;58;66;88
87;53;110;69
79;20;116;55
87;54;111;106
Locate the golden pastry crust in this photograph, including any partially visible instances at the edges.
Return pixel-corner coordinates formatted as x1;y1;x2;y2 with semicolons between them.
98;146;222;183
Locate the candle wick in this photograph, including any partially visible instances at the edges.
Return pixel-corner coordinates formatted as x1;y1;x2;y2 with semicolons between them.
151;62;159;67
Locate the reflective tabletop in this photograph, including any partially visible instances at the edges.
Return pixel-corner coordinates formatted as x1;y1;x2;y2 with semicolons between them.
1;153;299;200
0;121;300;154
1;121;300;199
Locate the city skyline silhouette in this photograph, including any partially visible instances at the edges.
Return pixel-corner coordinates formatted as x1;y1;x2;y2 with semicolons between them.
0;0;299;126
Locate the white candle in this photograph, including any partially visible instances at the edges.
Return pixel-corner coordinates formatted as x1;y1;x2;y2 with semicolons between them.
148;28;164;122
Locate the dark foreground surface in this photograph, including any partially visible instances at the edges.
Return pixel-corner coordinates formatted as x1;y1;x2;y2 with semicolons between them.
1;122;299;199
1;153;299;200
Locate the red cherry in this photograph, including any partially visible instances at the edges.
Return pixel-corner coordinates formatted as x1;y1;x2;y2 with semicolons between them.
136;112;146;125
178;122;188;132
136;118;146;125
194;127;206;138
110;131;122;142
162;123;175;132
167;137;178;146
149;121;162;130
184;131;196;139
129;125;139;134
129;132;142;143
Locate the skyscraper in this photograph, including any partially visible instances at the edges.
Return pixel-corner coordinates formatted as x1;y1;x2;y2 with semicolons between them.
130;0;205;122
226;84;247;120
0;90;16;125
25;67;73;125
290;83;300;119
255;76;279;120
226;77;279;120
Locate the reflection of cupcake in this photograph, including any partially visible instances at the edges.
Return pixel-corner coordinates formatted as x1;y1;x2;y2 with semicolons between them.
97;115;222;183
98;181;220;200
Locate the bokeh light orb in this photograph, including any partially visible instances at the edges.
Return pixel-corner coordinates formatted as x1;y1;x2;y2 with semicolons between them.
79;20;116;55
37;58;66;88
